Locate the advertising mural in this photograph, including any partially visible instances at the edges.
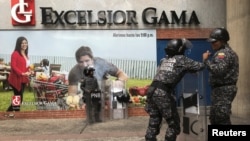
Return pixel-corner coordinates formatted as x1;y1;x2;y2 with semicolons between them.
0;30;156;112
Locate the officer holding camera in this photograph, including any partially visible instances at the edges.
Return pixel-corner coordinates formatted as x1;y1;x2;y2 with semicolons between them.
67;46;128;123
80;66;102;123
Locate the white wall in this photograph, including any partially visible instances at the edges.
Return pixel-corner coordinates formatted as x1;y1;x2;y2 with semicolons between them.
227;0;250;118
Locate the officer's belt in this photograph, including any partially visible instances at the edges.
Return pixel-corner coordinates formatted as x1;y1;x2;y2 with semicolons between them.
212;82;236;89
151;81;172;92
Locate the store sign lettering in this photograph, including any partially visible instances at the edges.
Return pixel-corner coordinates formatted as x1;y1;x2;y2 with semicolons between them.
40;7;200;27
142;7;200;25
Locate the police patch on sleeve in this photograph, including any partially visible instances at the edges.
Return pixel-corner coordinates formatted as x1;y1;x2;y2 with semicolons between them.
217;52;225;59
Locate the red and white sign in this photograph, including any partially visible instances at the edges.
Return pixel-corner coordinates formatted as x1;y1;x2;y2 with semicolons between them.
11;96;21;106
11;0;36;26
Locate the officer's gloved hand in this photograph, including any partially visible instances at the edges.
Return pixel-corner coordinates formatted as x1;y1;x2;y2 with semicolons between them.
145;86;155;103
82;95;86;103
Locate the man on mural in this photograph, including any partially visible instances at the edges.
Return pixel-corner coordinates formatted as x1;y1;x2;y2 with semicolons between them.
203;27;239;125
67;46;128;122
145;38;205;141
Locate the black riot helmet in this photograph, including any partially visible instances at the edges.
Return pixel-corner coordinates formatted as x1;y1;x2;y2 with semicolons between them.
164;38;193;57
207;27;230;42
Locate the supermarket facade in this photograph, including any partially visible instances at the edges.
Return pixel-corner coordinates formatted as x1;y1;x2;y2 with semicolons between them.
0;0;249;122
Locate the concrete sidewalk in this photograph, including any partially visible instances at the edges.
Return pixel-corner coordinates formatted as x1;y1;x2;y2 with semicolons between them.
0;115;249;141
0;116;152;141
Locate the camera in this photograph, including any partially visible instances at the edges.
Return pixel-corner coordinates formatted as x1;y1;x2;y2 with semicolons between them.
83;66;95;77
80;66;97;92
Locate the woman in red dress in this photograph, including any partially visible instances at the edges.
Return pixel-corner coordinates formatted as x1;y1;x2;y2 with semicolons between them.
7;36;33;111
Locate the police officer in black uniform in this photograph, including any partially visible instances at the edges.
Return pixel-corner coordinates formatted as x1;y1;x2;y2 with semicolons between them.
145;38;205;141
80;66;102;124
203;27;239;125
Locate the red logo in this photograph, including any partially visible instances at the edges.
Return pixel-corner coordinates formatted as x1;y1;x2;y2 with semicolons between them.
11;0;36;26
11;96;21;106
